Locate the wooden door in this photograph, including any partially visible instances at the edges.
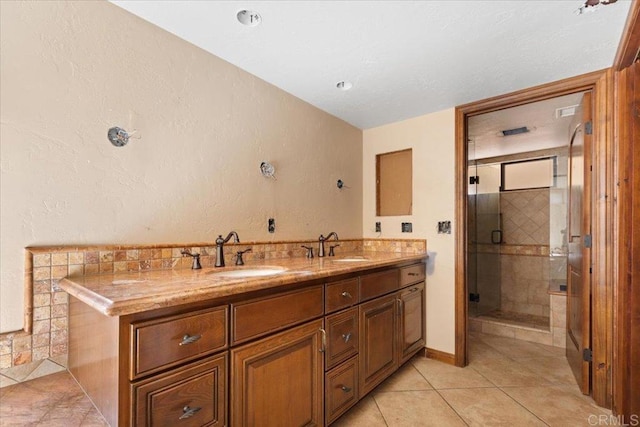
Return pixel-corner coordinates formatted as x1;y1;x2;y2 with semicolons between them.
230;319;324;427
567;92;592;395
398;282;426;364
359;294;397;396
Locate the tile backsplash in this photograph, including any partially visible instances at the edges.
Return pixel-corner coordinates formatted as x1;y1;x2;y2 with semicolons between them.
0;238;425;376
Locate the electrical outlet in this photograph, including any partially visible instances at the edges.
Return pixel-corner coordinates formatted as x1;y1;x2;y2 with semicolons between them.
438;221;451;234
375;222;381;233
268;218;275;233
401;222;412;233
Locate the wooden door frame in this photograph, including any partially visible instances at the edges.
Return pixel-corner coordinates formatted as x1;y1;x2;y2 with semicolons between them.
454;69;615;408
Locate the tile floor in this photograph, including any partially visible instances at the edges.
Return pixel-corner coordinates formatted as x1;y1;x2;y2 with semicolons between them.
0;332;612;426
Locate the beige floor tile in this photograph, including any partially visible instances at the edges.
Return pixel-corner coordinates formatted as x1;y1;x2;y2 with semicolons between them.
25;359;66;382
468;339;510;363
375;362;433;392
374;390;466;426
502;385;611;426
516;356;576;385
470;358;552;387
332;395;387;427
0;374;18;388
412;357;494;389
477;334;557;359
439;387;546;426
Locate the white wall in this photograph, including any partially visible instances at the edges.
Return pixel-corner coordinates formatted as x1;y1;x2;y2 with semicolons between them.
363;109;456;354
0;1;362;333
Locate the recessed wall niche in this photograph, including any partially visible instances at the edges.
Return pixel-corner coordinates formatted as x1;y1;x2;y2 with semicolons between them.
376;148;412;216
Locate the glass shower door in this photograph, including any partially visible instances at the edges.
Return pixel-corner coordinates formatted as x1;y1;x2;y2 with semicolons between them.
468;162;502;318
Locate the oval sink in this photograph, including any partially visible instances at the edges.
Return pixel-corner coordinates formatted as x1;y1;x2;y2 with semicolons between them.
209;267;287;278
333;257;370;262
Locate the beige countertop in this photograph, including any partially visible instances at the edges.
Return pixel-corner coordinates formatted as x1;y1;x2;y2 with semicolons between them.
59;251;427;317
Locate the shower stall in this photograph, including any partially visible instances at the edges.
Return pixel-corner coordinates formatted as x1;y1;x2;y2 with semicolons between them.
467;152;569;333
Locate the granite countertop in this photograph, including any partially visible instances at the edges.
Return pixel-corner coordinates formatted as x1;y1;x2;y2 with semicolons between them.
59;251;427;317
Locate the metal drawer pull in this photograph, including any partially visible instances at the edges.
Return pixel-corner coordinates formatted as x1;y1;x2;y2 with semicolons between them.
179;334;201;346
179;406;201;420
340;385;352;393
342;332;352;343
408;272;420;276
410;287;419;292
319;328;327;353
341;291;352;298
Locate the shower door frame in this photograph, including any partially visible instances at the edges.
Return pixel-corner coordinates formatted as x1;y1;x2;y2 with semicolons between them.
454;68;615;408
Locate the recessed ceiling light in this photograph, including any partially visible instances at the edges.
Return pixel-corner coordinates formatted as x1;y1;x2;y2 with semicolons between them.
336;81;353;91
237;10;261;27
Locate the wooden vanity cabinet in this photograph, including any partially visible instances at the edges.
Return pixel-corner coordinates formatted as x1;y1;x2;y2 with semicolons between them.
68;260;426;427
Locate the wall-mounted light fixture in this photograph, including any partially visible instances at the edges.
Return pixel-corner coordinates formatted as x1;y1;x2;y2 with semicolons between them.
107;127;137;147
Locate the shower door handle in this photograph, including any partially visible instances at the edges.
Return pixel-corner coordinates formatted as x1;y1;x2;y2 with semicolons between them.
491;229;502;244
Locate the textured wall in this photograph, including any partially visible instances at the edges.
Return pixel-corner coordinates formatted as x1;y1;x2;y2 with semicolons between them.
363;109;456;354
0;1;362;333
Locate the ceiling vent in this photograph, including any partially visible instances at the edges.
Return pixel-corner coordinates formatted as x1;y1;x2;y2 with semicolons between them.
556;105;578;118
501;126;529;136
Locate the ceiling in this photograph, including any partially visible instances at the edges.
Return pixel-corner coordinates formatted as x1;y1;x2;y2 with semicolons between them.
468;92;585;160
111;1;631;130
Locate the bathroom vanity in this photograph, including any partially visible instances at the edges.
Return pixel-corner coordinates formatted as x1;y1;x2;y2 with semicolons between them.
60;252;426;426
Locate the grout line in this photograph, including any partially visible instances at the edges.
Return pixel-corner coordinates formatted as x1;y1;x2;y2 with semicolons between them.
370;394;390;427
431;388;471;426
497;386;551;426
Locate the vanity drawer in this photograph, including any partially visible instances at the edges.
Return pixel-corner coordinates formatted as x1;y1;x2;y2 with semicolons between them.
325;278;359;314
400;263;426;287
132;353;227;427
360;269;399;301
231;284;324;345
326;356;359;425
131;306;228;379
325;307;359;370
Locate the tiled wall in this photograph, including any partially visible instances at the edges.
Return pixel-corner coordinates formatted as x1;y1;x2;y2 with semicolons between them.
500;188;551;317
501;189;550;246
0;238;425;375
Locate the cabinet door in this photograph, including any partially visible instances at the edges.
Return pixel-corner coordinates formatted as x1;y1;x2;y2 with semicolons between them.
398;282;426;364
359;294;397;396
132;353;227;427
231;319;324;427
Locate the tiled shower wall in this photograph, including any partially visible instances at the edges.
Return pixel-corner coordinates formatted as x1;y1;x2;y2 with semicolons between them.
0;238;425;373
500;189;551;317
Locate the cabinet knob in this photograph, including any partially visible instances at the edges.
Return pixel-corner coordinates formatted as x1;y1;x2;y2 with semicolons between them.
179;334;202;346
179;405;202;420
340;385;352;393
341;291;352;299
342;332;352;343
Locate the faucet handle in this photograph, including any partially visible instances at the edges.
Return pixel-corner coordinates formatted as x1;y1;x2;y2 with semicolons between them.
301;245;314;258
181;250;202;270
235;248;252;266
328;244;340;257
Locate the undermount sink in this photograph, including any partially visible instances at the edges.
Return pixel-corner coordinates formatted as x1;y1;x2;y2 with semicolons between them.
333;257;370;262
208;267;287;278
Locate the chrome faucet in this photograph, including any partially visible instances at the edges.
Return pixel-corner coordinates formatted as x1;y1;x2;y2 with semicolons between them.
215;231;239;267
318;232;339;257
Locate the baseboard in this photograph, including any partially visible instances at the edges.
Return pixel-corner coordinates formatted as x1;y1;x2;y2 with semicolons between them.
425;347;456;365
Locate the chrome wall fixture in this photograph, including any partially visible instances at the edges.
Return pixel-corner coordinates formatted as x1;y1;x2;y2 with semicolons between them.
107;127;136;147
